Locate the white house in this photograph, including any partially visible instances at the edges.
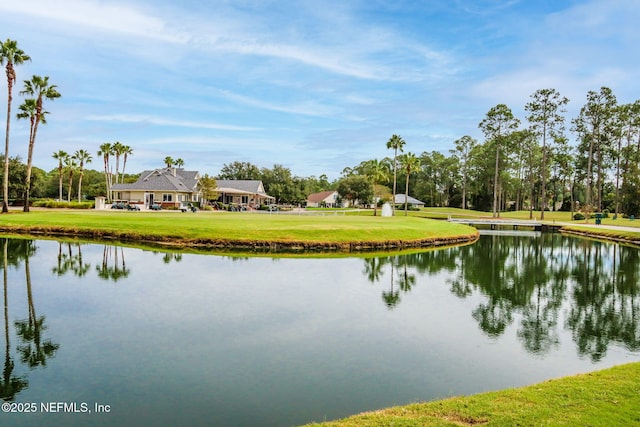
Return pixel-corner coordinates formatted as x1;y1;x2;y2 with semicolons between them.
306;190;342;208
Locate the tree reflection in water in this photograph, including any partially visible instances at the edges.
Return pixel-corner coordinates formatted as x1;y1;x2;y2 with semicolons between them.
97;245;130;281
52;242;91;277
364;233;640;360
1;238;59;401
15;241;59;368
1;239;28;401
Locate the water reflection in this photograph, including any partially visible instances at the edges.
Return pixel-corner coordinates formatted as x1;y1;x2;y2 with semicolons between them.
53;242;91;277
97;245;129;281
0;234;638;426
365;233;640;360
1;238;58;401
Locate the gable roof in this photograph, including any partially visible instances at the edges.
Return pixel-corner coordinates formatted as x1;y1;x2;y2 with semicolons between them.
307;190;337;203
112;167;199;193
394;194;425;205
216;180;269;196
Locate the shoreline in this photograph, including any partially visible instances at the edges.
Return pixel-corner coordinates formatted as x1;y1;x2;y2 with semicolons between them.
0;223;480;254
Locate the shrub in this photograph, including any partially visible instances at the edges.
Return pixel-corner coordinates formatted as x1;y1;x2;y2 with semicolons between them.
573;213;585;221
32;200;94;209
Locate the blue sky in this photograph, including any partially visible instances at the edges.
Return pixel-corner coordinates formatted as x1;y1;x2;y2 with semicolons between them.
1;0;639;180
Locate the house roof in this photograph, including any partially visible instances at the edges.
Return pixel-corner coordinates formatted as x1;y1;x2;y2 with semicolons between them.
216;180;271;197
111;167;199;193
394;194;425;205
307;190;337;203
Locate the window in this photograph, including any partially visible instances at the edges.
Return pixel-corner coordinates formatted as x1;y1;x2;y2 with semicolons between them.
162;194;173;202
241;196;249;204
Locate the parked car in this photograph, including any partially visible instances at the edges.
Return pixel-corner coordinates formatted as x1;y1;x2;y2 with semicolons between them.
150;203;162;211
126;203;141;211
111;201;126;209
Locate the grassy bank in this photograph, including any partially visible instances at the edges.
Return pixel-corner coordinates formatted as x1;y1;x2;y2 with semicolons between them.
0;210;478;252
303;362;640;427
561;225;640;245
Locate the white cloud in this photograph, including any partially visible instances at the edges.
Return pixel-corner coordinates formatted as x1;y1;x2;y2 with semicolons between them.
85;114;260;132
0;0;188;43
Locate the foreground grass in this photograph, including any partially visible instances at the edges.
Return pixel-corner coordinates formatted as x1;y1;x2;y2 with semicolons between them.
0;210;477;251
303;362;640;427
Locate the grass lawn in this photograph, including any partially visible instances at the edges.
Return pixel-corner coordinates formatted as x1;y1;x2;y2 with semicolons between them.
0;210;478;251
302;362;640;427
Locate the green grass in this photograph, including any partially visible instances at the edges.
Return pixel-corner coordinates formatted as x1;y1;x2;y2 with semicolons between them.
0;210;477;251
561;225;640;244
302;362;640;427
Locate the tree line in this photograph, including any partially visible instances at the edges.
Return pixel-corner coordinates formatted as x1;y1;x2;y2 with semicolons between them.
2;37;638;215
217;87;640;217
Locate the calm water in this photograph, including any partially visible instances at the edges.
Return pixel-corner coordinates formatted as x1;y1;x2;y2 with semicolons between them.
1;233;639;426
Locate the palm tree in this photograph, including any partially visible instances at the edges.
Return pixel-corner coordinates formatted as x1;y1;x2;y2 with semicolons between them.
363;159;389;215
97;143;113;202
19;75;60;212
164;156;174;168
73;149;92;202
1;39;30;213
64;156;77;203
120;145;133;183
52;150;68;201
111;141;125;186
386;134;406;214
174;158;184;169
399;152;420;216
16;98;37;209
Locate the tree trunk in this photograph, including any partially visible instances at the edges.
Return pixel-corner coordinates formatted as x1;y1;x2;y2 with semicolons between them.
3;73;13;213
23;115;37;213
493;146;500;218
404;175;409;216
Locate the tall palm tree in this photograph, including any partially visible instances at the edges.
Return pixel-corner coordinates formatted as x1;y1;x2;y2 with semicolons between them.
120;145;133;183
111;141;125;186
16;99;37;209
73;149;92;202
386;134;406;214
400;152;421;216
164;156;174;168
1;39;30;213
52;150;68;201
64;156;77;203
19;75;61;212
97;142;113;202
174;158;184;169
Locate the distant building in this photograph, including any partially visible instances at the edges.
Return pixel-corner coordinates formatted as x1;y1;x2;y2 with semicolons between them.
394;194;425;208
307;190;343;208
215;180;274;207
111;167;201;209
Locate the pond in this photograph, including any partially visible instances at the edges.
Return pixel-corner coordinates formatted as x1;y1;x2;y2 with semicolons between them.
1;233;639;426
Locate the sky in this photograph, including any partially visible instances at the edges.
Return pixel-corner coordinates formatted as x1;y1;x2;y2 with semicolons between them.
1;0;639;180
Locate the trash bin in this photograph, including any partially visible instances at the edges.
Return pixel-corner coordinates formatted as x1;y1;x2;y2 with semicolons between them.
595;213;602;225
